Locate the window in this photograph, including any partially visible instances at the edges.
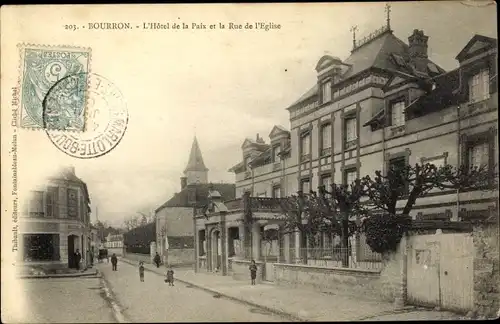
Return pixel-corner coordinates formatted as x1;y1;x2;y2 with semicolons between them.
300;131;311;160
320;123;332;156
321;80;332;103
469;69;490;103
391;101;406;127
67;188;78;218
344;116;357;144
468;142;489;170
344;168;357;186
321;175;332;190
23;234;60;261
426;157;446;169
388;156;408;194
272;186;281;198
301;178;310;193
272;145;281;163
29;191;44;217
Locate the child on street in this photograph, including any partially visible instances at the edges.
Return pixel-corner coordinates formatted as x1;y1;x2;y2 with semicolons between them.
139;261;145;282
165;266;174;286
249;260;257;285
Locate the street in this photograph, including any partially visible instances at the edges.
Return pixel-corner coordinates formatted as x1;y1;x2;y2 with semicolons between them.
98;261;285;322
7;276;116;323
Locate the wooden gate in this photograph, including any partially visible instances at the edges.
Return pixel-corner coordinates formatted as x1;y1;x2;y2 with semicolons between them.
407;233;474;312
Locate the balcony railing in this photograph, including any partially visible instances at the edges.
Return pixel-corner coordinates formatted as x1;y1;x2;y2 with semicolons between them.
272;162;281;171
249;197;286;213
224;198;243;211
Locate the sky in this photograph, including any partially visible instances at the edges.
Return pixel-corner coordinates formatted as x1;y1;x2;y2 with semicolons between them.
8;2;497;228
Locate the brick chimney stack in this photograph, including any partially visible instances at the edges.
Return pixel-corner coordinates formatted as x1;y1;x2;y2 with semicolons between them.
408;29;429;74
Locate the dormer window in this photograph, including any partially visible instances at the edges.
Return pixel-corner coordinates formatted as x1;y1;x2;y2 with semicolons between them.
390;101;406;127
321;80;332;104
469;69;490;103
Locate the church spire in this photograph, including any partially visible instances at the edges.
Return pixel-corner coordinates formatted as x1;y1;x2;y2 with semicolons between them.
184;136;208;185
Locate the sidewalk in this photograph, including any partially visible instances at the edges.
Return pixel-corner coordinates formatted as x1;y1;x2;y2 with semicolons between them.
120;257;462;321
17;266;98;279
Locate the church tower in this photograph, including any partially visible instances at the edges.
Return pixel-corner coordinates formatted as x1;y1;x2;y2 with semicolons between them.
183;136;209;185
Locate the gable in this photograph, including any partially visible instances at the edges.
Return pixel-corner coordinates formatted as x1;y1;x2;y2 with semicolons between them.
269;125;288;139
241;138;254;149
456;35;497;62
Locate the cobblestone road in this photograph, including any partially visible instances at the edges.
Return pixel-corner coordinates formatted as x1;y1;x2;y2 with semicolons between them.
6;276;116;323
98;261;285;322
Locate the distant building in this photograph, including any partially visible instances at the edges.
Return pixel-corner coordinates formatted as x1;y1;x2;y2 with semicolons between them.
19;166;92;270
104;233;124;256
155;137;235;264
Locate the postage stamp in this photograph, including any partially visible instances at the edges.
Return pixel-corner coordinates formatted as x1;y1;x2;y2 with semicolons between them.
17;44;91;131
45;73;128;159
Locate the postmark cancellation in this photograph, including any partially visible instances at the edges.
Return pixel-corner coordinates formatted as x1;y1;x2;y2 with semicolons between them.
17;44;91;132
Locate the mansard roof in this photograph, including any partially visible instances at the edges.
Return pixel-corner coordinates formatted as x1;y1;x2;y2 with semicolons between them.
155;183;236;211
184;137;209;173
288;30;446;110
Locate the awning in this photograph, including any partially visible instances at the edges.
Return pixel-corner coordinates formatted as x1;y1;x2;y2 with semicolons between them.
363;108;386;128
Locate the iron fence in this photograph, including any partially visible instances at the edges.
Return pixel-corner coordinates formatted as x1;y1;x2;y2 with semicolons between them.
274;247;383;271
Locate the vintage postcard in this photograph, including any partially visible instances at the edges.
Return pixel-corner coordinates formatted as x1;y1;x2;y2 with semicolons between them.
1;2;498;323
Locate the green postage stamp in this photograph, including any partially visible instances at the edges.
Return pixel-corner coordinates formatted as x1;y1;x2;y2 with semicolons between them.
17;44;91;131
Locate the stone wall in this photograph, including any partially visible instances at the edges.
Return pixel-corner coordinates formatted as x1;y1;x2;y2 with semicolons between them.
230;259;264;283
125;249;195;268
167;249;195;267
472;223;499;317
273;237;406;303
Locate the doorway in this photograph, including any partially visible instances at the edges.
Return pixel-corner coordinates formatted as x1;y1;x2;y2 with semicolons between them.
68;235;77;268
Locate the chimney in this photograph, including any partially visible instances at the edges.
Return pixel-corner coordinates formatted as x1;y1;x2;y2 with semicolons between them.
180;177;187;190
408;29;429;74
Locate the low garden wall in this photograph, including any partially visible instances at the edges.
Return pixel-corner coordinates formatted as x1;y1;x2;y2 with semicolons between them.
273;237;407;303
230;259;265;283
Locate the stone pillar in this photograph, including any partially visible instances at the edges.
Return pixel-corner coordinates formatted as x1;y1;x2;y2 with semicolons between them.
283;233;291;263
295;231;301;263
238;223;245;259
206;226;212;271
150;242;157;264
221;212;228;276
194;228;199;273
252;223;261;261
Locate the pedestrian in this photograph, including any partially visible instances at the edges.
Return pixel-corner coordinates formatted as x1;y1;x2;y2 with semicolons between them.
139;261;145;282
249;260;257;285
111;253;118;271
74;249;82;271
165;265;174;286
153;252;161;268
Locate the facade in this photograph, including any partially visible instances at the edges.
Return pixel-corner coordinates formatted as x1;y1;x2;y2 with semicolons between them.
104;233;124;256
155;136;236;263
196;24;498;278
19;166;92;270
89;225;100;261
232;30;498;223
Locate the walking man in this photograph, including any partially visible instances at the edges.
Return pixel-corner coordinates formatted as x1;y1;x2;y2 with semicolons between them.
111;253;118;271
153;252;161;268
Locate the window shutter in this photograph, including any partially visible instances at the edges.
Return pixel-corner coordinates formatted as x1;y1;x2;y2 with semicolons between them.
488;128;496;179
489;56;497;94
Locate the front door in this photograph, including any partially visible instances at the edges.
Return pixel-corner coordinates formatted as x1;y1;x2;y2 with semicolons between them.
68;235;75;268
